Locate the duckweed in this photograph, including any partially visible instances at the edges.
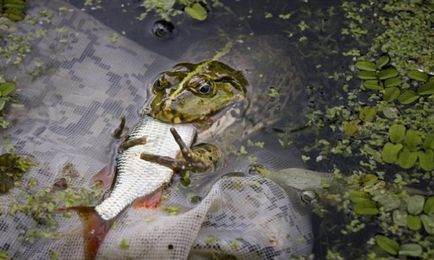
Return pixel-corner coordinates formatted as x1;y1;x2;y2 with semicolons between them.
119;239;130;249
297;1;434;257
0;81;17;128
0;0;26;22
399;243;423;257
138;0;220;21
184;2;208;21
375;235;399;255
0;153;35;193
381;124;433;171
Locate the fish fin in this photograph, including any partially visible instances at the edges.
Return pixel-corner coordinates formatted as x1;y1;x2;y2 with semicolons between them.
132;189;163;209
91;165;115;190
60;206;112;260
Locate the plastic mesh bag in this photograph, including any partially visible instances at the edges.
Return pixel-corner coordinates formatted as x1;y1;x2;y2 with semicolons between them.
0;1;314;259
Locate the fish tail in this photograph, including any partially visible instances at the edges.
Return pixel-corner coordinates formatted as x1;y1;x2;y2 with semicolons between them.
59;206;112;260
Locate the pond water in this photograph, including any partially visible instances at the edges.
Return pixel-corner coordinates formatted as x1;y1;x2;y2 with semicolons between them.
1;0;432;259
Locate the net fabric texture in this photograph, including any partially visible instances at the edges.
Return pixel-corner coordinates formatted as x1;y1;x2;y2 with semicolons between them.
0;1;313;259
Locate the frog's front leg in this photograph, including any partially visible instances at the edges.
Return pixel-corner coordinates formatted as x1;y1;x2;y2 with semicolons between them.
140;127;219;172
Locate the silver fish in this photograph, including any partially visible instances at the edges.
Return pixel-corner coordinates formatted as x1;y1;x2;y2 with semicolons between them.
95;115;196;220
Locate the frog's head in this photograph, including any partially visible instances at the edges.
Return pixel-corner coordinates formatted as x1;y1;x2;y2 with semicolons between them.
149;60;248;127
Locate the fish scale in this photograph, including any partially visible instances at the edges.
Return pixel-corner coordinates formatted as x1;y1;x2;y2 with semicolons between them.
95;115;196;220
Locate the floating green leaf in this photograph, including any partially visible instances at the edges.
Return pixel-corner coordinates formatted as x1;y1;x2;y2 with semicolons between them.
408;70;428;82
384;77;401;88
185;2;208;21
1;0;26;22
359;106;376;122
354;207;379;216
361;174;378;185
404;130;422;151
383;87;400;102
382;142;403;163
377;193;401;211
351;197;373;205
407;215;421;231
378;68;398;80
421;214;434;235
424;197;434;215
399;243;422;257
398;148;417;169
0;99;6;111
398;90;419;105
363;80;383;90
417;81;434;95
355;61;376;71
357;71;377;80
349;191;369;202
353;198;376;208
382;106;399;119
0;153;36;194
389;124;406;143
424;134;434;150
393;210;407;227
418;150;434;171
375;55;390;69
342;120;359;136
0;82;16;97
375;235;399;255
119;238;129;249
407;195;425;215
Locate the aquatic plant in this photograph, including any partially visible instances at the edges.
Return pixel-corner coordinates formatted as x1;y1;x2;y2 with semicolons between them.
0;80;16;128
0;0;26;22
0;152;35;193
9;177;104;242
138;0;221;21
269;0;434;258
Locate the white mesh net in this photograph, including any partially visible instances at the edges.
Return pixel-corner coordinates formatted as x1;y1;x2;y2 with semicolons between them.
0;1;316;259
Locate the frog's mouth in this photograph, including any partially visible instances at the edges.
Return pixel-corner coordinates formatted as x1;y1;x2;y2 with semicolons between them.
197;98;249;138
149;93;246;126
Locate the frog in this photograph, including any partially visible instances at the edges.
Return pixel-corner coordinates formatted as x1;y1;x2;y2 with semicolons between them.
149;60;248;126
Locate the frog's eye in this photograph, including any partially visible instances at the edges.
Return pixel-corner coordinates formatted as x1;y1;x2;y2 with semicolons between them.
198;83;212;95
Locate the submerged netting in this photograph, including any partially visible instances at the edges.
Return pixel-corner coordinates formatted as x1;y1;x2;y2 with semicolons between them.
1;1;316;259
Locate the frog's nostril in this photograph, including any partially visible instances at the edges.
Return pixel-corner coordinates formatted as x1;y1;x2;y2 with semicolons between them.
152;20;175;39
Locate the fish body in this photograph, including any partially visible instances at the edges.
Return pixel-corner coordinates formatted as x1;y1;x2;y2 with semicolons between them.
95;115;196;220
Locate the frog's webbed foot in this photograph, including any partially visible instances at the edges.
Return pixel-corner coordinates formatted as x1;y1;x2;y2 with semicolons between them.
140;127;219;172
